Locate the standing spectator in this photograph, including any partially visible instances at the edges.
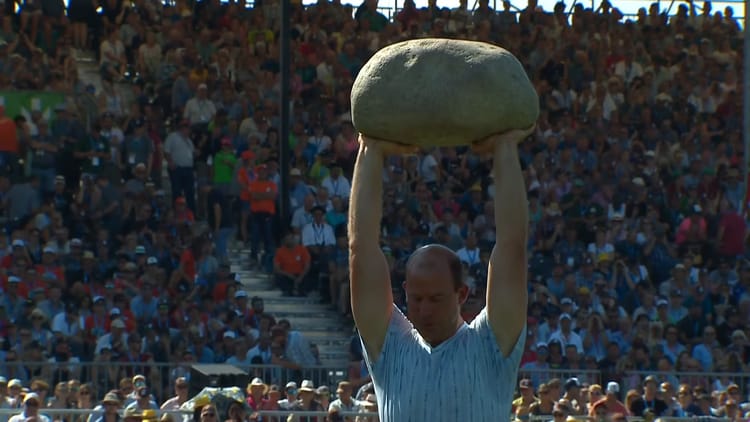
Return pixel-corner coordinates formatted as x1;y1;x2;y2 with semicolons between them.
164;121;196;213
248;164;277;271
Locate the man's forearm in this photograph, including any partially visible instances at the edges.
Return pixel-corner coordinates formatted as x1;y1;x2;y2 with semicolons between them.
493;142;528;243
348;143;384;251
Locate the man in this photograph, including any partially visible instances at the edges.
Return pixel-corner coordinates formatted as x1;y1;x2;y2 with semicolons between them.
273;234;311;296
512;379;538;420
629;375;668;417
248;164;277;271
8;393;50;422
328;381;362;418
591;382;629;416
160;378;189;410
349;127;532;420
90;392;121;422
301;205;336;301
164;120;196;212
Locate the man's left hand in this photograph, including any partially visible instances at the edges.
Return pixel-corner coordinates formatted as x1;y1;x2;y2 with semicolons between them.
470;125;536;154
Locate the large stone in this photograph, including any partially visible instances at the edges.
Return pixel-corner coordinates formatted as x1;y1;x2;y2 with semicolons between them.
351;38;539;147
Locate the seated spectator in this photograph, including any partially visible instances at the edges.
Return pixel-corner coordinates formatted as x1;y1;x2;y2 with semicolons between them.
273;234;311;297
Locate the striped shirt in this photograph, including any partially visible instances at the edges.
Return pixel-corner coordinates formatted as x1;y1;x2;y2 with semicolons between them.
361;305;526;422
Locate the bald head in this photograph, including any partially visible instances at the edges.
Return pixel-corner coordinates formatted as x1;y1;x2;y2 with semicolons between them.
406;244;464;289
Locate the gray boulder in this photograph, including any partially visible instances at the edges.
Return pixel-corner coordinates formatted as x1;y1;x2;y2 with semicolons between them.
351;38;539;147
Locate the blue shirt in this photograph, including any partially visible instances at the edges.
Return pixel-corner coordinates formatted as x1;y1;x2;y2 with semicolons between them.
362;305;526;422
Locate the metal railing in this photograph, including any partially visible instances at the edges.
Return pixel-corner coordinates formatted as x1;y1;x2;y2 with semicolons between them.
0;362;346;400
0;409;379;420
3;363;750;399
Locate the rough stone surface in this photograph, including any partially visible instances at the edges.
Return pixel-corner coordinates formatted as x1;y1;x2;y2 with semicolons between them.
351;38;539;146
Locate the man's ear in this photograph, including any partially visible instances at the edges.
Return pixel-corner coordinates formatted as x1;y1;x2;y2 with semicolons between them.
457;283;469;305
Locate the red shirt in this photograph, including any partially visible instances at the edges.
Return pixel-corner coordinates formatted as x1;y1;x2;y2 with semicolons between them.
719;212;746;256
180;250;196;282
247;395;266;411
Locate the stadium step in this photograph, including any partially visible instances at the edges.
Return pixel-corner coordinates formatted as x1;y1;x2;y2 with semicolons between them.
229;248;352;369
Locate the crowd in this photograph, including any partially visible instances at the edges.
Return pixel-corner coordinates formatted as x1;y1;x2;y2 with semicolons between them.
0;374;377;422
0;0;748;419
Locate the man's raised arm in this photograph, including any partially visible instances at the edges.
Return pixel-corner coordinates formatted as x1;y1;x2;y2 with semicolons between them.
349;136;409;360
483;128;534;356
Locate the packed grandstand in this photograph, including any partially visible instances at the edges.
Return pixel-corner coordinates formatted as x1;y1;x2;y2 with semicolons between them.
0;0;746;419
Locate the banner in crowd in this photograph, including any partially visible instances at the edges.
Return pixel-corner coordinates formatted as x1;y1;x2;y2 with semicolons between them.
0;91;67;121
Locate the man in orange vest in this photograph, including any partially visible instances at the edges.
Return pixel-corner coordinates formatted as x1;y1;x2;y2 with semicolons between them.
248;164;277;272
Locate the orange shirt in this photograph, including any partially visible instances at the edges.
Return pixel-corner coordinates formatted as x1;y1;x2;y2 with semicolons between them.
274;245;310;276
238;168;254;201
0;118;19;153
249;180;277;214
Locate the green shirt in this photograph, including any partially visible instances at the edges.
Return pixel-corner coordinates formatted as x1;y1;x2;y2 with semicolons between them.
213;150;238;184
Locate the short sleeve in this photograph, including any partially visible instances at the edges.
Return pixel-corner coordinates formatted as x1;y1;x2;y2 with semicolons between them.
470;308;527;370
360;305;413;371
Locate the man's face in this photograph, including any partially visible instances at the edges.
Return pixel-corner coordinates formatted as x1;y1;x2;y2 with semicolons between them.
404;255;467;345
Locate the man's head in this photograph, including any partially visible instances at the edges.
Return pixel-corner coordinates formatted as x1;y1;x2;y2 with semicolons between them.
404;244;468;346
336;381;353;401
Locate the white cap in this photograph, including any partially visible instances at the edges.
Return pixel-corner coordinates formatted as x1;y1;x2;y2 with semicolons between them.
111;319;126;329
11;239;24;247
560;297;573;306
656;299;668;307
559;313;572;321
606;382;620;394
110;307;121;315
234;290;248;299
223;331;236;339
147;257;158;265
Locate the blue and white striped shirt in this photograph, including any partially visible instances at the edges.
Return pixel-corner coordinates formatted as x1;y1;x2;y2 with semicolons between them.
361;305;526;421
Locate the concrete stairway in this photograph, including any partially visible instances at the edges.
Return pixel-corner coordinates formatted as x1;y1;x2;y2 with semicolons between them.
75;49;354;370
230;248;354;369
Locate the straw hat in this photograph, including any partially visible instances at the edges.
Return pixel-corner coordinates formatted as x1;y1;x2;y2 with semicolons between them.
247;378;269;395
298;380;315;393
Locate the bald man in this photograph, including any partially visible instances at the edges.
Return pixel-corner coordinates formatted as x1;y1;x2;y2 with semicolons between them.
348;127;533;421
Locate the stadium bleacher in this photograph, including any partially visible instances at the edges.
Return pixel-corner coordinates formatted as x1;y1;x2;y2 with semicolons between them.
0;0;747;419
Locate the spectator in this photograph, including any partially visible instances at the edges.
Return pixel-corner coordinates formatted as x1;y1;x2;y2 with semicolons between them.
8;393;50;422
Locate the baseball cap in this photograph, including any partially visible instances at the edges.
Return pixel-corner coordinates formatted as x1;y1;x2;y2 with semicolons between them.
564;377;580;390
606;382;620;394
234;290;248;299
519;379;533;390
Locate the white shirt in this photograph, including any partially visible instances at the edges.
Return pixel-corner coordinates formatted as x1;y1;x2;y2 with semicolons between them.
548;329;584;354
183;98;217;125
9;411;51;422
308;135;332;154
456;247;481;266
164;132;195;167
160;397;183;410
363;306;525;421
51;312;82;337
245;345;273;364
301;222;335;247
614;60;644;84
321;175;351;199
95;332;129;355
420;154;438;183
